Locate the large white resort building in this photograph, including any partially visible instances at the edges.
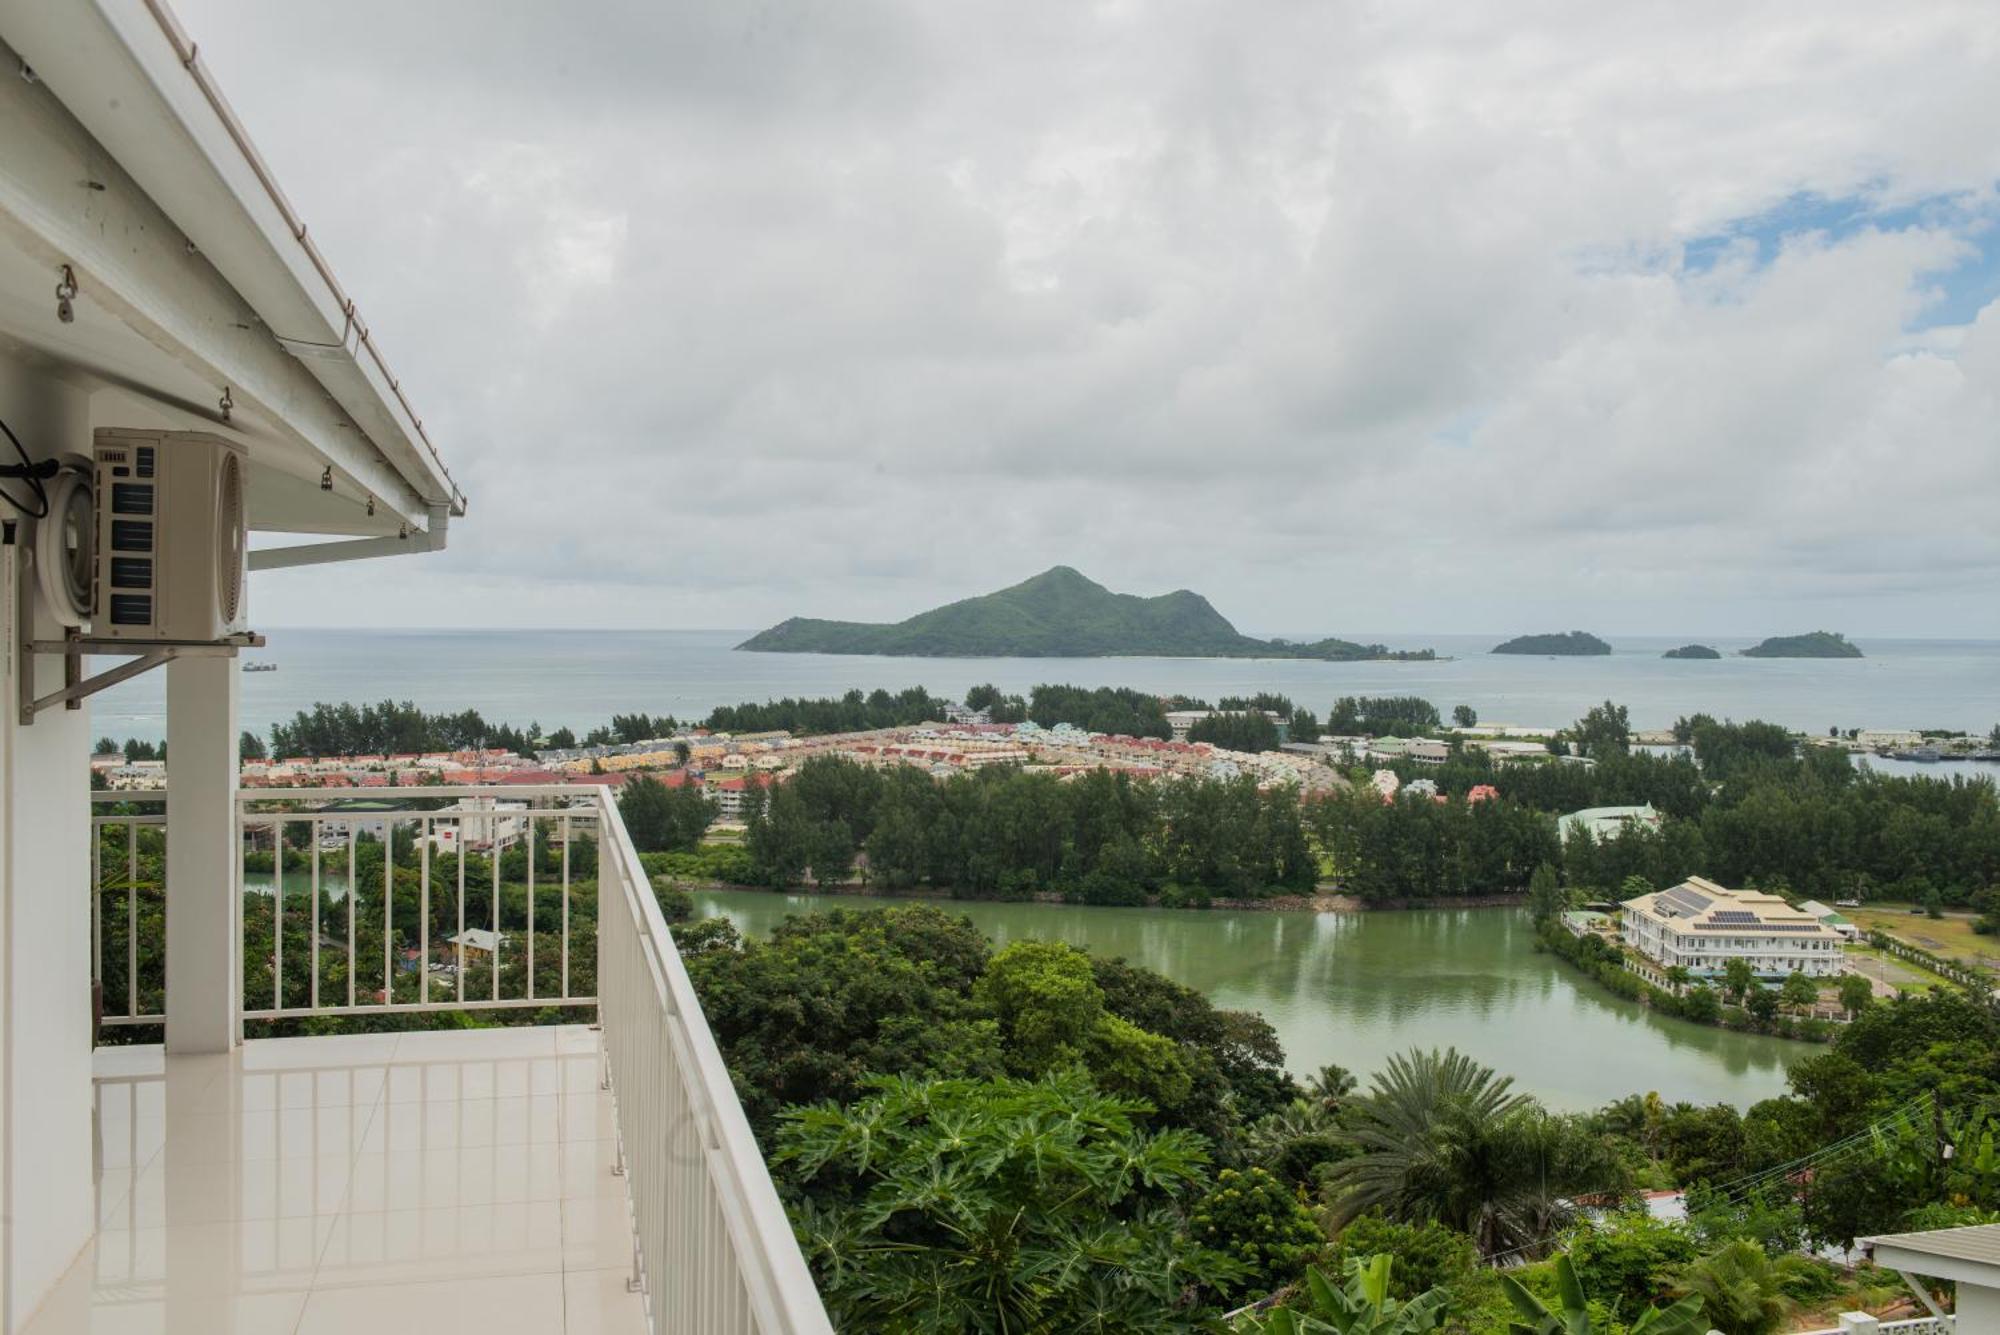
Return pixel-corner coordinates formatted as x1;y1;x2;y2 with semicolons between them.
1620;877;1847;983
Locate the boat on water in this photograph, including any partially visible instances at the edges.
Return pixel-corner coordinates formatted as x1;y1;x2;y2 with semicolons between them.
1888;746;1942;762
242;662;277;673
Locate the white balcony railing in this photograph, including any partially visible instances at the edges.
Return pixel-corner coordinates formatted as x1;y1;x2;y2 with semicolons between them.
88;782;833;1335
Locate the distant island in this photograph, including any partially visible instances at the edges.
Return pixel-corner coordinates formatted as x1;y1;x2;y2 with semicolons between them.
1491;631;1611;656
1662;644;1721;659
1740;631;1863;659
737;566;1435;661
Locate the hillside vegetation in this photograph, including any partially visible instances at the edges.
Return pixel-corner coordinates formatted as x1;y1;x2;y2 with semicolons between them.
1741;631;1863;658
1491;630;1612;655
738;566;1431;660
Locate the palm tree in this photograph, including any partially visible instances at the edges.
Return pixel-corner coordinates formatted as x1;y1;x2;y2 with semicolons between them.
1670;1239;1797;1335
1326;1050;1628;1258
1306;1063;1358;1115
1323;1050;1524;1230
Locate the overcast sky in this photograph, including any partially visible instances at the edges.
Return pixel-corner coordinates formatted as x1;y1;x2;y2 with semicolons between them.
181;0;2000;640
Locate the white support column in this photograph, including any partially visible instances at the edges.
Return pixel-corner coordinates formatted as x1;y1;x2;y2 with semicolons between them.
164;654;240;1053
0;357;94;1333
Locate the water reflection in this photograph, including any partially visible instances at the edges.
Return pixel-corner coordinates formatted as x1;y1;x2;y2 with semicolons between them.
693;891;1797;1110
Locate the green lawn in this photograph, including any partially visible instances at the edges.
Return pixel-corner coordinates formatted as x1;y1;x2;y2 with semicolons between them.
1848;906;1999;970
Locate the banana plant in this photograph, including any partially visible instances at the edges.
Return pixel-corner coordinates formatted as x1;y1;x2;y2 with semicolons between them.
1239;1254;1448;1334
1500;1254;1708;1335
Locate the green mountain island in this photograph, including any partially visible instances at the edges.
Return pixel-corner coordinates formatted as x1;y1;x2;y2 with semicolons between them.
1740;631;1863;659
737;567;1434;661
1491;631;1612;656
1662;643;1721;659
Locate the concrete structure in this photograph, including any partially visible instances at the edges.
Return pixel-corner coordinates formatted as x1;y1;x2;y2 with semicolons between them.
0;7;828;1331
1561;804;1663;844
1621;877;1846;981
1863;1220;2000;1329
432;796;530;853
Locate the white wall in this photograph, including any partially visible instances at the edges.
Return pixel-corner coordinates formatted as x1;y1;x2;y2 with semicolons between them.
1958;1282;2000;1330
0;356;94;1331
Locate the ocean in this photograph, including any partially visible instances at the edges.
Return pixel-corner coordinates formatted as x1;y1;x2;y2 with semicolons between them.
90;629;2000;750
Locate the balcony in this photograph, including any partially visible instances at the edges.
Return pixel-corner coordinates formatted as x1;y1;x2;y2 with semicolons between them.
60;785;831;1335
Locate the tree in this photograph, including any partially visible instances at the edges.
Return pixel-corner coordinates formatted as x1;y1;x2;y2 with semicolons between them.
1452;705;1477;728
1237;1256;1448;1335
1722;958;1755;1004
1837;973;1873;1018
238;731;267;761
544;726;576;749
778;1070;1236;1333
1188;710;1281;754
1185;1167;1322;1302
1527;864;1567;923
1779;972;1819;1015
1745;985;1778;1026
617;775;714;853
1571;700;1631;757
1324;1050;1624;1258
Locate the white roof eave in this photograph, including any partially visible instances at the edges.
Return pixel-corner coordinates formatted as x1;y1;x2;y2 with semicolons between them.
0;0;464;521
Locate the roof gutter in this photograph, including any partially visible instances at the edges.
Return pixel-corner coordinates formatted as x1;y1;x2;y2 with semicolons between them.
132;0;465;521
248;503;449;572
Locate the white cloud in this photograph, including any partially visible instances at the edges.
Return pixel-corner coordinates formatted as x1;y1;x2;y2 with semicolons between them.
176;0;2000;637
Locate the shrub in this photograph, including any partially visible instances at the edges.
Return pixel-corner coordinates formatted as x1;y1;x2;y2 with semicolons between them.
1187;1166;1324;1302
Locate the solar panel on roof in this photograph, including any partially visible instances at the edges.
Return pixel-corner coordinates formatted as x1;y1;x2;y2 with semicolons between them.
1691;922;1822;932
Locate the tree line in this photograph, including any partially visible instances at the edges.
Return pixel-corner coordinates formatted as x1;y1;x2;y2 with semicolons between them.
739;754;1317;903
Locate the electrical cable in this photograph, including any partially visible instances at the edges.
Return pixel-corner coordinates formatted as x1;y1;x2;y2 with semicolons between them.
0;416;54;519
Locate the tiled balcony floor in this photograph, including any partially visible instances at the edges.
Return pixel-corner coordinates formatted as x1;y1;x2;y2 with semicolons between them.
25;1026;648;1335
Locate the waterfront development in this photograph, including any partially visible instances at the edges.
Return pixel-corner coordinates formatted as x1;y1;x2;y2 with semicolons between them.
692;889;1800;1109
91;627;2000;744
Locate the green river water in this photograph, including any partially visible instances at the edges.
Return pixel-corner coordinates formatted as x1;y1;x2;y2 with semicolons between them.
691;890;1801;1110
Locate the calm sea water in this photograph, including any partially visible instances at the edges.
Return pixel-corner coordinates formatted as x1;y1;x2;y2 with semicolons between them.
90;629;2000;746
693;890;1800;1110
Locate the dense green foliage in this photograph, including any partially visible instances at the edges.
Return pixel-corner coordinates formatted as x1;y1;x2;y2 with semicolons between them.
742;755;1316;900
780;1071;1237;1330
1328;697;1442;735
703;686;951;736
268;699;538;757
615;775;716;852
1309;787;1560;902
1490;632;1612;656
1740;631;1863;659
1190;710;1283;753
1662;644;1721;660
738;565;1430;660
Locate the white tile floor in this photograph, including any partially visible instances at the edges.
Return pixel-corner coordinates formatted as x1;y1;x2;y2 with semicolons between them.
23;1026;650;1335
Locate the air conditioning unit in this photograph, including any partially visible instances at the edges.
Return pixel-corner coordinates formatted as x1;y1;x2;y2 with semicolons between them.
91;429;248;641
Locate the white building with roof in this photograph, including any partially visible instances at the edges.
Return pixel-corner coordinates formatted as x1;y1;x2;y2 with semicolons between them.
1561;804;1663;844
1621;876;1846;982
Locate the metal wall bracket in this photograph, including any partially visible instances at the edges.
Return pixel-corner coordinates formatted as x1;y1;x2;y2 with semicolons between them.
15;619;265;725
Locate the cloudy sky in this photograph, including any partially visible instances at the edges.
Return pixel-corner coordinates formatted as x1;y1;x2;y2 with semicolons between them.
182;0;2000;640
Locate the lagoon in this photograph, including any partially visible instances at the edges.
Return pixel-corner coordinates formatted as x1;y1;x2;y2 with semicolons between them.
690;890;1802;1112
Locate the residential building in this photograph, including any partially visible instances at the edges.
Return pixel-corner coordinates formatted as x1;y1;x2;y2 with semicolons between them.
1561;804;1663;844
1856;729;1925;750
429;796;530;853
1621;877;1847;982
0;7;826;1331
445;927;507;960
1797;899;1864;941
1405;738;1449;765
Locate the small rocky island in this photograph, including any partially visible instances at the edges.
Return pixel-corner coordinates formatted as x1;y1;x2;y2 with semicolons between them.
1740;631;1863;659
1491;631;1612;656
1662;644;1721;659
